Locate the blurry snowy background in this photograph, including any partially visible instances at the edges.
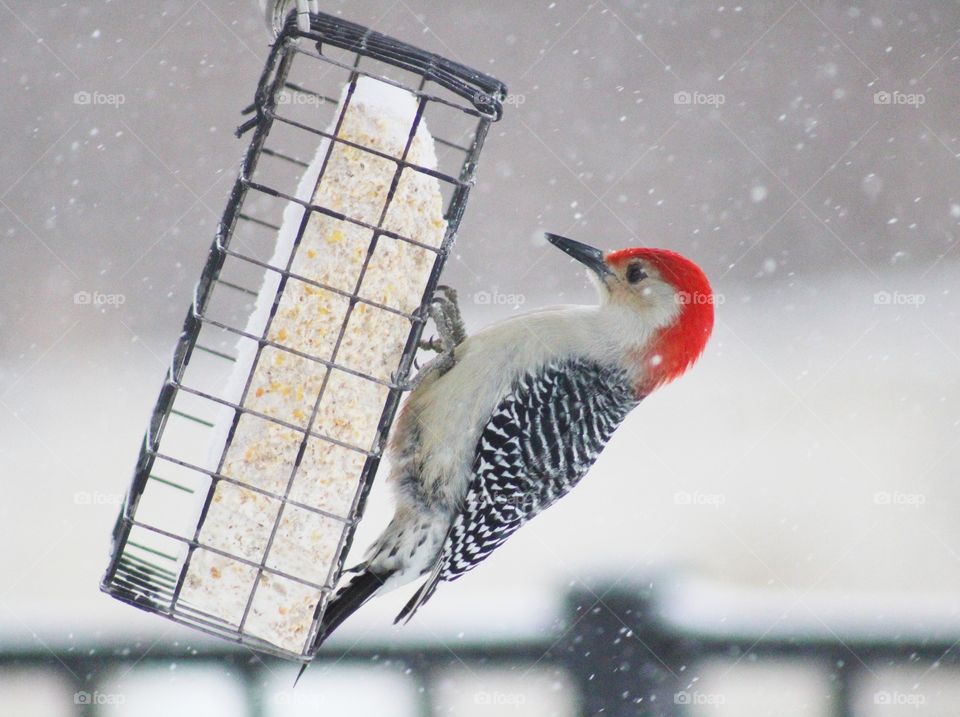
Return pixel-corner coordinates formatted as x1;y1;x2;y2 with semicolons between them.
1;1;960;715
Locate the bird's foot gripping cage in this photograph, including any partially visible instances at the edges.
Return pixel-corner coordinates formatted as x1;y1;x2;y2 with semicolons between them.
101;10;505;661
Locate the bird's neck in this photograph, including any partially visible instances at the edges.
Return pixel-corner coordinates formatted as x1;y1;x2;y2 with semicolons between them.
627;297;713;397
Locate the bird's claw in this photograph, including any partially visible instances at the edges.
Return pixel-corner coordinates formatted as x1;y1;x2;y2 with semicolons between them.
417;335;445;353
432;284;459;306
425;285;467;353
391;369;420;392
407;286;467;387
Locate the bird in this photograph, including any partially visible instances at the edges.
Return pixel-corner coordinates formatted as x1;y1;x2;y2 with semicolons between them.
310;232;714;650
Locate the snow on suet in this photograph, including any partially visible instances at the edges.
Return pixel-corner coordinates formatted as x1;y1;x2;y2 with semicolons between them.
179;77;447;653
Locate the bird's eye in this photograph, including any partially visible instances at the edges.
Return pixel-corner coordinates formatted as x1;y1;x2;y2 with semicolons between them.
626;263;647;284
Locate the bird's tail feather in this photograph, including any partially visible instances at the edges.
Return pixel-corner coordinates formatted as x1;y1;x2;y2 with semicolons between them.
295;569;389;685
315;570;386;648
394;561;443;625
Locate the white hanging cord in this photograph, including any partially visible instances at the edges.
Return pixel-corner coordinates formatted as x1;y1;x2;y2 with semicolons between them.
261;0;317;35
295;0;312;32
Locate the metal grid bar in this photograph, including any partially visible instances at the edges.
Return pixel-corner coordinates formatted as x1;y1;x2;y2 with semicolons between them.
231;180;450;253
278;80;473;152
287;20;503;118
149;451;357;523
235;87;431;638
213;241;423;320
101;9;505;662
170;66;369;630
125;520;336;593
167;383;383;456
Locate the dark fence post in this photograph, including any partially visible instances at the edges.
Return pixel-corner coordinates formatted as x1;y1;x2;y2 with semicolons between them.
830;655;858;717
233;655;265;717
558;582;690;717
62;657;97;717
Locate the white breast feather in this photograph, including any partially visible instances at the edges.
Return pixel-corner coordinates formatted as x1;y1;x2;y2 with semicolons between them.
394;299;679;507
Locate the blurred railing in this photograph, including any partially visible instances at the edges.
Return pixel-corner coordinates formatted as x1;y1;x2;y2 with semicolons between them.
6;575;960;716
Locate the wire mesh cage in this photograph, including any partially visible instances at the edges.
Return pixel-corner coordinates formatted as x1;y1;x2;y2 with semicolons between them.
101;9;505;661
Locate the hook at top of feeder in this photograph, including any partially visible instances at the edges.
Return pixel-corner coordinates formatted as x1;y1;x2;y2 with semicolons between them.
261;0;320;36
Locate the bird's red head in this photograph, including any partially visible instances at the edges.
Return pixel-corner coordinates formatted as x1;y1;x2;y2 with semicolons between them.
546;234;714;397
606;247;714;394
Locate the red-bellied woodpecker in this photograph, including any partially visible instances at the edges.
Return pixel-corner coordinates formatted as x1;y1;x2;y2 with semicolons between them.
312;233;714;647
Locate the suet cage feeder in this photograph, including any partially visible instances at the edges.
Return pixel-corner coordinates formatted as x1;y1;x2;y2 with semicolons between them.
101;8;505;661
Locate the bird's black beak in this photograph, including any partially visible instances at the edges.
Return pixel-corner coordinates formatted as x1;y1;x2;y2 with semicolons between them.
545;233;613;278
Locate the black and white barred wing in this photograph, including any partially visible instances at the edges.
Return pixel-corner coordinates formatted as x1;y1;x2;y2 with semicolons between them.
396;359;638;623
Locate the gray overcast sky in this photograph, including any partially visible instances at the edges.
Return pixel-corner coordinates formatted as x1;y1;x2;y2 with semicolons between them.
2;0;959;349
